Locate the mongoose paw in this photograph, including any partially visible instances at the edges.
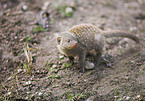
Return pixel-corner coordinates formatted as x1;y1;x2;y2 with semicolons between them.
101;55;114;68
79;67;85;73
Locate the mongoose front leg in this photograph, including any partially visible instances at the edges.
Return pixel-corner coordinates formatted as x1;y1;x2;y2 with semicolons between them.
95;52;102;66
79;50;86;72
68;56;74;65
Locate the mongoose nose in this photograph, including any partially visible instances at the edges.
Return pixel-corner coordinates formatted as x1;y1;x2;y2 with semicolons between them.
67;43;78;49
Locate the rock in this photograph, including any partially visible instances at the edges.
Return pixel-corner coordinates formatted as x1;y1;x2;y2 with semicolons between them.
38;92;43;96
65;7;73;14
52;65;57;68
59;55;64;59
25;81;31;85
22;5;28;11
85;61;95;70
7;92;11;95
7;76;12;80
17;69;23;73
126;96;130;100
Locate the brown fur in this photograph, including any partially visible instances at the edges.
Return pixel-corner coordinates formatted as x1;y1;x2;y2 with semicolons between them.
56;24;139;72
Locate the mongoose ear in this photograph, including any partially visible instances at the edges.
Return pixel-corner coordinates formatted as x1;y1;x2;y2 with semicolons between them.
57;37;61;44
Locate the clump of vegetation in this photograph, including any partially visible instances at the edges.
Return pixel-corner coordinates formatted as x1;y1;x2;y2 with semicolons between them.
54;4;75;17
67;93;85;101
32;25;46;33
23;43;33;74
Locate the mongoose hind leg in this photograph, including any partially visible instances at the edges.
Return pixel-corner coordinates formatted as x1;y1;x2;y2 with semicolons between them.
95;52;102;66
79;50;86;72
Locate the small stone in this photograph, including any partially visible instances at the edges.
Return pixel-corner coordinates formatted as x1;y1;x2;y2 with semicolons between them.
131;60;134;63
136;95;140;98
22;5;28;11
129;26;137;31
7;92;11;95
25;81;31;85
125;76;129;79
18;69;23;73
7;76;12;80
85;61;95;69
27;92;30;94
24;69;26;72
114;96;119;98
126;96;130;100
38;92;43;96
25;96;28;100
52;65;57;68
59;55;64;59
65;7;73;14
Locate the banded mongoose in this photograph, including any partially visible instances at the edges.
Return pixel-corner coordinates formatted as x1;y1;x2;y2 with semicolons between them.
56;24;139;72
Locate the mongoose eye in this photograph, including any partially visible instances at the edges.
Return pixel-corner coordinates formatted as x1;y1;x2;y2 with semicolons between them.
68;39;71;43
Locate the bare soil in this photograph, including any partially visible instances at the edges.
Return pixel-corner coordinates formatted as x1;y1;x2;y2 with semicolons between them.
0;0;145;100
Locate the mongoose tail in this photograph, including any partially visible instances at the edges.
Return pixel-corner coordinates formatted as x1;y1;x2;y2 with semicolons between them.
103;30;140;43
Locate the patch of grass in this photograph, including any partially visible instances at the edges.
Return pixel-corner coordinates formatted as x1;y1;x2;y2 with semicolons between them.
61;63;72;69
48;67;59;73
23;35;32;42
55;4;74;17
32;25;46;32
48;74;60;79
23;43;33;74
86;71;93;76
68;93;85;101
119;49;124;54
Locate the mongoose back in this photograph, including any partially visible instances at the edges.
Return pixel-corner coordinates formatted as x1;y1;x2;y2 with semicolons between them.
56;24;139;72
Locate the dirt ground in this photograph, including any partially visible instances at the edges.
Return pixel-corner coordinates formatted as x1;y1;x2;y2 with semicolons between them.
0;0;145;100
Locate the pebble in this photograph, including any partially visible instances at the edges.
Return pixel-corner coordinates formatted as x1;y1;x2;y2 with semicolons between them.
52;65;57;68
136;95;140;98
59;55;64;59
126;96;130;100
65;7;73;14
85;61;95;70
17;69;23;73
22;5;28;11
25;81;31;85
7;76;12;80
7;92;11;95
129;26;137;31
38;92;43;96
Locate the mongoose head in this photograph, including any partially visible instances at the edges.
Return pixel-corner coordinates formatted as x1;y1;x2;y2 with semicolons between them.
56;32;78;50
